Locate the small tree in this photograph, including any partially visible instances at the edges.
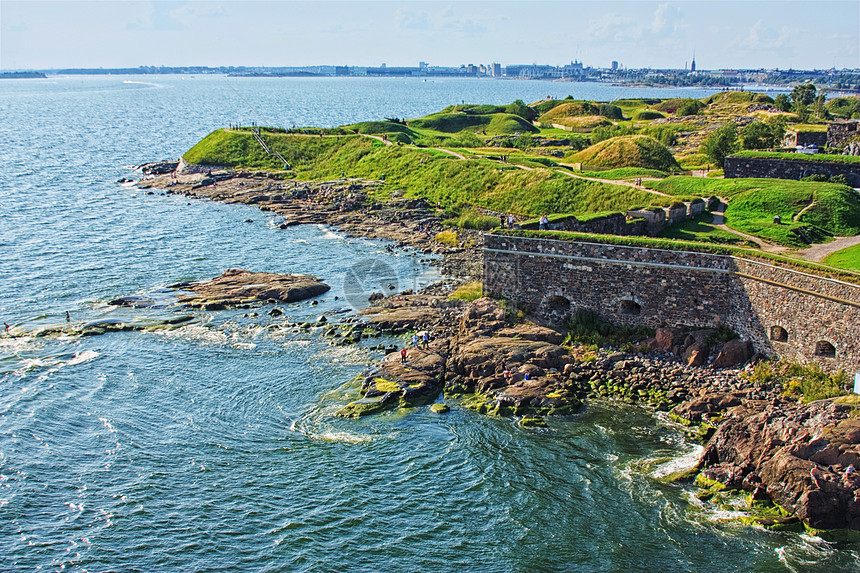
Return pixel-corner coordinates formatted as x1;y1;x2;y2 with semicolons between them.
813;92;829;119
740;121;773;149
774;94;791;112
791;83;817;106
766;115;787;147
701;122;739;168
794;102;810;123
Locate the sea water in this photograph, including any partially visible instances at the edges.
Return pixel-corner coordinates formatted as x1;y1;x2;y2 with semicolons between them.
0;76;856;571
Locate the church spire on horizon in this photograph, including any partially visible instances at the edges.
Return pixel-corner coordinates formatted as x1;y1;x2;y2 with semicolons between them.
691;50;696;72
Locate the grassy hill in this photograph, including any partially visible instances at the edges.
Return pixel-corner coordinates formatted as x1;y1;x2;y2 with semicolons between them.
569;135;681;171
407;112;536;135
648;176;860;246
183;129;665;216
180;93;860;249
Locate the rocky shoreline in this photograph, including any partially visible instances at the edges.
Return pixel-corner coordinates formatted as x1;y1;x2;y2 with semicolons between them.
133;162;860;535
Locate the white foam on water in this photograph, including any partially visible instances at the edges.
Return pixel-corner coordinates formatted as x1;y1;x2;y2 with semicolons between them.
66;350;99;366
154;324;228;346
650;445;705;478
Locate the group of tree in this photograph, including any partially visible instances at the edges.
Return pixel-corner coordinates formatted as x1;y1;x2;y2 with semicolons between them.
701;115;789;168
773;83;828;122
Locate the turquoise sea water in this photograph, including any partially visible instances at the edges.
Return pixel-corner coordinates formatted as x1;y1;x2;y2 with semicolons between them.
1;76;857;571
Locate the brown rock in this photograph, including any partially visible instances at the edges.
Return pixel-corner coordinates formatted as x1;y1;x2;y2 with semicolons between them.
683;340;709;367
712;339;753;369
173;268;329;307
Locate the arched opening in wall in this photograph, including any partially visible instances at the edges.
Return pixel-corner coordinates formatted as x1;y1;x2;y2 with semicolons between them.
545;295;571;315
618;299;641;316
814;341;836;358
770;325;789;342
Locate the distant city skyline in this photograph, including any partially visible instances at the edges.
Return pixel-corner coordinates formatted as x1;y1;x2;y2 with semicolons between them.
2;1;858;71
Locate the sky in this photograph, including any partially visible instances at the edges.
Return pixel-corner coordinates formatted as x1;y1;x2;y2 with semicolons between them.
2;0;858;71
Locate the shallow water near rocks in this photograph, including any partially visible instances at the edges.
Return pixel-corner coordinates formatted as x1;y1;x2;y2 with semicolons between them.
1;76;857;570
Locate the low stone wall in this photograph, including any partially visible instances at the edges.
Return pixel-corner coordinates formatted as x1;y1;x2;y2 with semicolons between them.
484;234;860;373
523;200;708;237
724;155;860;186
828;120;860;148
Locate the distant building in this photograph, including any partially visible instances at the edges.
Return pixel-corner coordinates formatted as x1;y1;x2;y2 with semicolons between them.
492;63;501;77
691;56;696;72
334;66;350;76
611;60;618;71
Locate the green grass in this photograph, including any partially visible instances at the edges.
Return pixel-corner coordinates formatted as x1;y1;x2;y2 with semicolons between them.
823;243;860;271
800;185;860;236
579;167;668;180
748;361;850;403
443;208;501;230
722;181;860;246
569;135;681;171
408;113;492;133
648;176;860;245
448;281;483;301
186;130;674;217
485;114;538;135
658;213;759;246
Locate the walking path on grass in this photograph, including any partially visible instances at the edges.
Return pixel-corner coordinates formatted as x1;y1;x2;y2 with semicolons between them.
797;235;860;262
710;201;787;253
554;167;672;197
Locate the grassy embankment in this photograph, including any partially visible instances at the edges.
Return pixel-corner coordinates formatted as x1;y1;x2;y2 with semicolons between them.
184;129;667;217
823;244;860;271
648;176;860;247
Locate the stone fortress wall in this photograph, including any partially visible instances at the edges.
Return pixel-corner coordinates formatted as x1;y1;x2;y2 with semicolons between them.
724;155;860;187
484;234;860;373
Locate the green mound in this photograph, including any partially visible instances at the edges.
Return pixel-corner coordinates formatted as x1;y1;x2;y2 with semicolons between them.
703;92;755;105
570;135;681;171
635;111;666;120
486;113;538;135
799;185;860;236
349;121;415;136
183;129;350;170
408;113;492;133
537;101;601;122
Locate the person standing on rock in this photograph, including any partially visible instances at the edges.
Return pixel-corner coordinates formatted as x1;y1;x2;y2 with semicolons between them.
507;214;515;229
412;333;419;347
422;332;429;347
400;347;408;364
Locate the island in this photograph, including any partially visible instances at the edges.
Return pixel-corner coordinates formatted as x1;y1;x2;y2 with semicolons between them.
132;91;860;536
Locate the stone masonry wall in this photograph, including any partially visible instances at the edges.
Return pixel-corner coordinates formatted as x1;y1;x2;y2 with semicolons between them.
484;234;860;373
724;156;860;186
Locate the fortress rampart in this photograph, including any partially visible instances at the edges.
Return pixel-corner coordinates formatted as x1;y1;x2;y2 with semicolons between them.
483;234;860;373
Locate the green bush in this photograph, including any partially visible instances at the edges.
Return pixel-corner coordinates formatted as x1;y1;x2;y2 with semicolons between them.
759;361;850;403
635;111;666;120
599;103;623;120
444;208;501;230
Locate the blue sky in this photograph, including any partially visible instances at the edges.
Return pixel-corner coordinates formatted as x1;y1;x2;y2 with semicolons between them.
2;1;858;70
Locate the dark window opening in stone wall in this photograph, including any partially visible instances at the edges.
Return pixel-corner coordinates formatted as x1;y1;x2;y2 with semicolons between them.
618;299;641;316
770;325;789;342
814;341;836;357
545;295;571;313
